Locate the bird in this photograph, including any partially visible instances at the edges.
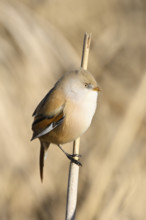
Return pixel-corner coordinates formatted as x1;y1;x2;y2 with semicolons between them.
31;68;100;181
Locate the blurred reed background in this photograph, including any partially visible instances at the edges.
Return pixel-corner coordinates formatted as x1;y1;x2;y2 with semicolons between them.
0;0;146;219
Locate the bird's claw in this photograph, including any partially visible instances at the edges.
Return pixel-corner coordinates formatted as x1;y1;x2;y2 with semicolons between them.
67;154;82;166
72;154;82;158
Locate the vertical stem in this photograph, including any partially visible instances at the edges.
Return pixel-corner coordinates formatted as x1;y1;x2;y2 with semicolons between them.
65;33;92;220
81;32;92;70
73;32;92;161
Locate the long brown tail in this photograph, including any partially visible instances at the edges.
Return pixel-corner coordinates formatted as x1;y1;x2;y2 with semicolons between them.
39;141;50;182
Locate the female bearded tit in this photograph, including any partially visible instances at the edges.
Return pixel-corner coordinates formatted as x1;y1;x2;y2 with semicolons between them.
31;68;100;181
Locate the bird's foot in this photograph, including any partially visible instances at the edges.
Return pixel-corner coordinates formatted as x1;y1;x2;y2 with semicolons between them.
57;144;82;166
72;154;82;158
66;154;82;166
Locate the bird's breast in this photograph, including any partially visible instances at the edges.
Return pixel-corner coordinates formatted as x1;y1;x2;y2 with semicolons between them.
41;91;98;144
63;91;98;141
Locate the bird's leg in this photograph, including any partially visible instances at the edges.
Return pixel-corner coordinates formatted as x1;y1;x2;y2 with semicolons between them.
57;144;82;166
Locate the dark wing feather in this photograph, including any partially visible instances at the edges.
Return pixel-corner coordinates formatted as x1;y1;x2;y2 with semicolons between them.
31;106;65;141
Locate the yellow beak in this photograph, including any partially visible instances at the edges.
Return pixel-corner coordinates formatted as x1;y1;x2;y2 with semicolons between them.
93;86;101;92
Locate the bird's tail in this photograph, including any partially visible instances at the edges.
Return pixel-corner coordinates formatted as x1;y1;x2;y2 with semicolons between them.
40;141;50;182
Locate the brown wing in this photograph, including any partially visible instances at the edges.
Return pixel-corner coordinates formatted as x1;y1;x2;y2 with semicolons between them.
32;87;54;117
31;84;66;140
31;106;65;140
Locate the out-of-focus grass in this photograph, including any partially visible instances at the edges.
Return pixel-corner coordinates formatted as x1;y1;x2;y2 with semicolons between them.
0;0;146;219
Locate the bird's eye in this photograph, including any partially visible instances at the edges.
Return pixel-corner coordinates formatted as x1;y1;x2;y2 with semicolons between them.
84;83;88;88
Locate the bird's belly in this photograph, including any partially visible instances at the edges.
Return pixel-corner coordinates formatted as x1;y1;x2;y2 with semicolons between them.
41;92;97;144
57;94;97;143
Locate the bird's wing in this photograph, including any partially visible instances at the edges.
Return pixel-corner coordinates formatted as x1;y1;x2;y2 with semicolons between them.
31;85;66;140
32;87;54;117
31;104;65;140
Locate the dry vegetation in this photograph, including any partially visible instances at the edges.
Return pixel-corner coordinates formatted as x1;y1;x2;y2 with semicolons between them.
0;0;146;219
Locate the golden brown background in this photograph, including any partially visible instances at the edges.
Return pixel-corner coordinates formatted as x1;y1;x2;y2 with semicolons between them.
0;0;146;219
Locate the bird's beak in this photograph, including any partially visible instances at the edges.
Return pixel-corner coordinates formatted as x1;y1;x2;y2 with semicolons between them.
93;86;101;92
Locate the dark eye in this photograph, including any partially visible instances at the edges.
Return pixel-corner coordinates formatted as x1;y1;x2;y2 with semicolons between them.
84;83;89;88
